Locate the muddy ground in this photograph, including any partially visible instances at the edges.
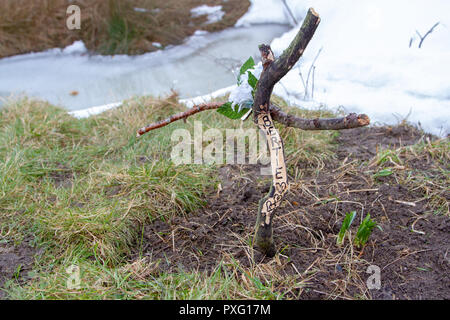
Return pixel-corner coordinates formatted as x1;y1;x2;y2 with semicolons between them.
136;124;449;300
0;237;36;299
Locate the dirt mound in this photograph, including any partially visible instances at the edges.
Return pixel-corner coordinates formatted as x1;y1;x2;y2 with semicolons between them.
135;124;449;300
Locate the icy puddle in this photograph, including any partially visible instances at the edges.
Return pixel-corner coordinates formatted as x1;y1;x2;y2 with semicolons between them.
0;24;288;111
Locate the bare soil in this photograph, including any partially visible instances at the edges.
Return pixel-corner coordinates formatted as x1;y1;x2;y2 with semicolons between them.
0;237;36;299
135;124;449;300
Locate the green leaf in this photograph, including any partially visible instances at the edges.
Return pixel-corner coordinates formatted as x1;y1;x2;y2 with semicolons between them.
217;102;249;120
354;214;377;248
238;56;255;83
337;211;356;246
247;71;258;90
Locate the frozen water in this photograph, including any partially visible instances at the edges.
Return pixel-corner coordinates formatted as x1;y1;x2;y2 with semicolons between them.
1;0;449;135
190;5;225;24
0;24;288;112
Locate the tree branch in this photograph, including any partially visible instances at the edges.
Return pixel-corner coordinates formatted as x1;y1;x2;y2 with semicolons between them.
136;102;223;137
252;8;321;257
418;22;440;48
136;101;370;137
253;8;320;122
281;0;299;26
134;7;372;258
270;105;370;130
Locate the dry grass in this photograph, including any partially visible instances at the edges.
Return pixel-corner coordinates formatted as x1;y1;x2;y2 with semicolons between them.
0;95;217;263
372;137;450;215
0;0;250;58
3;94;447;300
0;93;342;299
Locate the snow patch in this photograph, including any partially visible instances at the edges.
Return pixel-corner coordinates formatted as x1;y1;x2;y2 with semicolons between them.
193;30;209;36
69;101;122;118
228;63;263;111
133;7;148;13
237;0;450;136
180;85;236;108
191;5;225;24
62;41;87;55
236;0;299;26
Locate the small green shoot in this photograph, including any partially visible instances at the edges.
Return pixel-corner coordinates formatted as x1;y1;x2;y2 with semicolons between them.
376;150;402;166
13;264;22;280
337;211;356;246
354;214;377;248
373;168;393;179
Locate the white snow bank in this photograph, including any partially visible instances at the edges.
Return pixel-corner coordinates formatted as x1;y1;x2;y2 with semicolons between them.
69;85;237;119
0;25;287;112
180;85;236;108
69;101;122;118
238;0;450;136
62;41;88;55
191;5;225;24
236;1;290;26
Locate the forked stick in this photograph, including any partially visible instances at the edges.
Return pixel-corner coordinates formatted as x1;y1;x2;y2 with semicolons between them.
136;8;371;257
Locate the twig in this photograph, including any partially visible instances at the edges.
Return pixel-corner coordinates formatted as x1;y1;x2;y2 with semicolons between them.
343;188;379;194
382;249;432;271
270;105;370;130
416;22;440;49
411;216;426;235
299;71;307;93
305;47;322;99
280;0;298;25
312;289;353;301
393;200;416;207
312;65;316;99
137;102;370;137
136;102;223;137
253;8;321;123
